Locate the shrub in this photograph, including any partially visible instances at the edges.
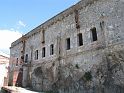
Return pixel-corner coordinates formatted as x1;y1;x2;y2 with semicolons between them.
83;71;92;81
1;87;8;93
75;64;79;69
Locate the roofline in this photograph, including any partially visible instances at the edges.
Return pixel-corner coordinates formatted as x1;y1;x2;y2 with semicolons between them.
0;55;10;59
11;0;98;48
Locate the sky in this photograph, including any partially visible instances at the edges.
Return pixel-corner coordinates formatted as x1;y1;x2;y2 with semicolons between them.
0;0;80;55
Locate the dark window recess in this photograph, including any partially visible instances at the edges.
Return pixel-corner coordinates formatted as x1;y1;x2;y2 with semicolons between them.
21;56;24;60
16;58;18;66
91;27;97;41
35;50;38;60
42;30;45;43
42;47;45;58
78;33;83;46
25;54;28;63
21;50;23;53
100;21;104;30
66;38;70;50
50;44;54;55
21;56;24;63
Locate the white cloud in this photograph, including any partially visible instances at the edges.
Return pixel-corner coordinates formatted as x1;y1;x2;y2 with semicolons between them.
0;29;22;54
18;20;26;27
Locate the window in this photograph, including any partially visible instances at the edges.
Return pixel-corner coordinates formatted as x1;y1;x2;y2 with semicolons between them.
91;27;97;41
25;54;28;63
35;50;38;60
77;33;83;46
16;58;18;66
42;47;45;58
50;44;54;55
66;38;70;50
41;30;45;43
21;56;24;63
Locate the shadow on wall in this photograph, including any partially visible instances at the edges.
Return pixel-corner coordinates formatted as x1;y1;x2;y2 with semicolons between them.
15;68;23;87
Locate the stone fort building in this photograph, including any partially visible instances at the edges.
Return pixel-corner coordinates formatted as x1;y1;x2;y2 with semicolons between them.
9;0;124;93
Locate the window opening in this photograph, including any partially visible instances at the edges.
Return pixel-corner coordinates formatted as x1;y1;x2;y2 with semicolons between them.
66;38;70;50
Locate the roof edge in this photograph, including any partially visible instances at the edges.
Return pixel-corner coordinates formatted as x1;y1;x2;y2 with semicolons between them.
11;0;98;48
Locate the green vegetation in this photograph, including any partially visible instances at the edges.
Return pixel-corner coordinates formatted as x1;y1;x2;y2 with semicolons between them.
45;91;57;93
75;64;79;69
0;88;8;93
83;71;92;81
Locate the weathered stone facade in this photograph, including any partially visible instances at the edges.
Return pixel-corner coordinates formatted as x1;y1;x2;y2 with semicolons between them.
0;53;9;88
9;0;124;93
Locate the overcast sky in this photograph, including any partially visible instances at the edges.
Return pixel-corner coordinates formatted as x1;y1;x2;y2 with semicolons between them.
0;0;80;55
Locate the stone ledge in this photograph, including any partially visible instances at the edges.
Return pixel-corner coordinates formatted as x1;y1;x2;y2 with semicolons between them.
2;86;43;93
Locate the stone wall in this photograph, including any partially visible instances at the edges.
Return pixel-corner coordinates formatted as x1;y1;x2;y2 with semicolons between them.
9;0;124;93
0;55;9;88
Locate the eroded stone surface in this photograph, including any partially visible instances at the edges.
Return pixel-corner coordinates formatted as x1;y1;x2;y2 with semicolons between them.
9;0;124;93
